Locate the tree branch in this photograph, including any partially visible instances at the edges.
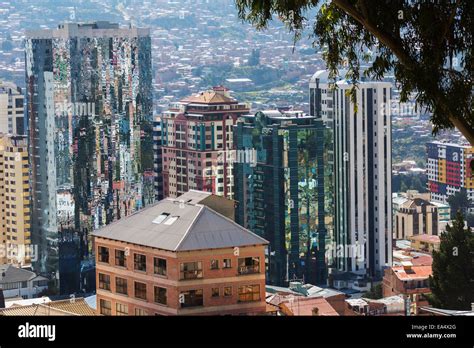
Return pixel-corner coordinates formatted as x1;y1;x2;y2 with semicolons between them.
440;0;461;46
332;0;474;144
333;0;414;67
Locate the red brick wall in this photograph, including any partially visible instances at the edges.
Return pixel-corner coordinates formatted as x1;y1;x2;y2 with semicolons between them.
95;237;266;315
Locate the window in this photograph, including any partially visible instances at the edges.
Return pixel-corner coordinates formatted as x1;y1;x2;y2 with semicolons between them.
98;273;110;291
154;287;167;305
134;308;148;316
154;257;167;276
33;280;48;287
224;287;232;297
115;277;128;295
164;216;179;225
135;282;147;300
152;213;169;224
223;259;232;268
238;285;260;302
115;250;126;267
210;259;219;270
180;289;203;308
98;246;109;263
211;288;220;297
134;253;146;272
180;261;203;280
238;257;260;275
99;299;111;316
116;302;128;316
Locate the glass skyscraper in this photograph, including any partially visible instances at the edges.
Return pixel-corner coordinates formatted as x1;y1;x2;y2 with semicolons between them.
234;110;333;286
25;22;154;287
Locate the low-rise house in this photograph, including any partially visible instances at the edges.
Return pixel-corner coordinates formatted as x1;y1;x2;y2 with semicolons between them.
0;297;96;316
0;265;48;300
345;296;406;316
365;295;405;315
382;262;431;315
265;282;347;315
408;234;441;253
279;296;339;316
393;250;433;267
345;298;369;315
328;271;371;293
383;262;431;297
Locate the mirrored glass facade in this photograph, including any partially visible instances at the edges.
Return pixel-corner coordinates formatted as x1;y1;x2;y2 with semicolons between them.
25;23;153;279
234;110;333;285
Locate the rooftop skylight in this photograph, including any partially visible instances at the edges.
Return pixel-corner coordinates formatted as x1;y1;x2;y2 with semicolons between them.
152;213;169;224
164;216;179;225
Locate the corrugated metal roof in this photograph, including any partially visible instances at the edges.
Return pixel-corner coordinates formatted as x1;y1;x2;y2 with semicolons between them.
92;196;268;251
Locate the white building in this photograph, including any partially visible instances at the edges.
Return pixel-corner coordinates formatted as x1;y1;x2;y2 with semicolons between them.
0;264;48;300
310;70;392;280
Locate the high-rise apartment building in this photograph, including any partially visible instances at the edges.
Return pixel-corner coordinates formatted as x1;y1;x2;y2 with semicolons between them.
0;81;24;135
25;22;154;281
234;110;333;286
426;141;474;207
161;86;249;199
93;191;268;316
0;134;31;267
310;70;392;280
153;116;164;201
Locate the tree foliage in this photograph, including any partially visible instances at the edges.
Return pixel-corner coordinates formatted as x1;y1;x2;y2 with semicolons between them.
428;212;474;310
466;213;474;228
363;283;383;299
446;189;471;219
235;0;474;144
392;173;427;194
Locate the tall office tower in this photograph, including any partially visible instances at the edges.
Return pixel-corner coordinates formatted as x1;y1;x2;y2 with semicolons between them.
153;116;164;201
0;134;31;267
234;110;333;286
25;22;154;282
426;141;474;207
0;81;25;135
161;86;249;198
310;70;392;280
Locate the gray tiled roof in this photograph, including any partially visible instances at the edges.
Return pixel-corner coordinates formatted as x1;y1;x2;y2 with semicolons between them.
92;196;268;251
0;265;41;284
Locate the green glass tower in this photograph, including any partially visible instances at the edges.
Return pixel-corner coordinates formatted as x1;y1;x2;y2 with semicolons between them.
234;110;333;286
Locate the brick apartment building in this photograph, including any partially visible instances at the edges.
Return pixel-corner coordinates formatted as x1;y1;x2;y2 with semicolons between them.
383;262;431;298
160;86;249;199
92;191;268;315
382;262;431;314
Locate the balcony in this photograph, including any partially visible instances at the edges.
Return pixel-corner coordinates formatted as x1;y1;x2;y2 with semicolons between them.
238;265;260;275
180;270;203;280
